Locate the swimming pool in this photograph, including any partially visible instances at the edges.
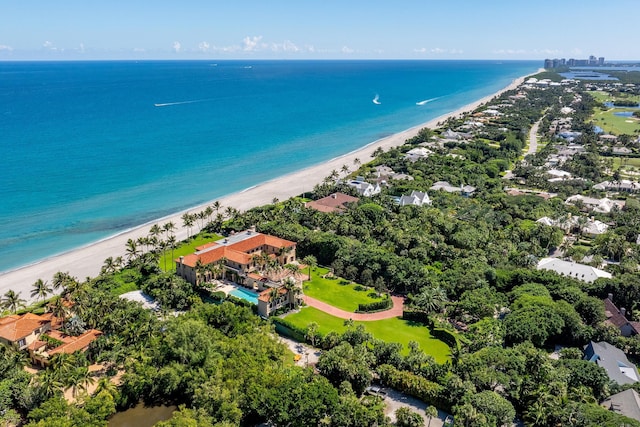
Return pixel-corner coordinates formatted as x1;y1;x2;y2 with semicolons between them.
229;287;259;305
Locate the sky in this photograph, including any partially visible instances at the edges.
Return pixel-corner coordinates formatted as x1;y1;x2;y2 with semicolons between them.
1;0;639;61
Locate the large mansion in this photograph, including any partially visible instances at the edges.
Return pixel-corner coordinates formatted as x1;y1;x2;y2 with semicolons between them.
176;229;302;317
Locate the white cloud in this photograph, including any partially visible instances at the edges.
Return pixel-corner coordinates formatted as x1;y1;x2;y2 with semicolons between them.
133;47;146;52
78;43;85;53
431;47;446;54
0;44;13;52
43;40;53;48
198;41;210;52
271;40;300;52
533;48;561;55
305;44;315;53
341;46;354;54
450;49;463;55
243;35;263;51
413;47;427;53
492;49;526;55
173;41;181;53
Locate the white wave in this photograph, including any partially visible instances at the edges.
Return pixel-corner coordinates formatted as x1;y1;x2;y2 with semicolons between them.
373;94;381;105
416;97;440;106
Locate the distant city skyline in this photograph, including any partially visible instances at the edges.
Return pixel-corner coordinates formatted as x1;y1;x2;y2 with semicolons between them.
1;0;639;61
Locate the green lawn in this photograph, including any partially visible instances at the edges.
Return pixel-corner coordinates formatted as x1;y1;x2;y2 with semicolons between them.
285;307;451;363
593;108;640;135
109;268;141;295
159;232;224;272
303;267;383;312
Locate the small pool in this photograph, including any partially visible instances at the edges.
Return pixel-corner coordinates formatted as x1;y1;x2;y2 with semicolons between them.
229;287;259;305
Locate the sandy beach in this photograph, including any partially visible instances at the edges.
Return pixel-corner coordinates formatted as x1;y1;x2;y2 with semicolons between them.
0;73;529;304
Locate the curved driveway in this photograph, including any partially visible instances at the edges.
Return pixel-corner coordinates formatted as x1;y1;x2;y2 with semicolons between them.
302;295;404;321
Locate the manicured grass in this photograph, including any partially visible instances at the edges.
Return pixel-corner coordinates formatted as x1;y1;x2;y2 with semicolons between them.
109;268;141;295
303;267;383;312
285;307;451;363
593;108;640;135
159;232;223;271
613;157;640;168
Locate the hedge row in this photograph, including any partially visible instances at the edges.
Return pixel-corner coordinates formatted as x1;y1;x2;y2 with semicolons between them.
271;317;308;342
356;297;392;313
377;364;447;410
431;328;460;351
401;309;432;325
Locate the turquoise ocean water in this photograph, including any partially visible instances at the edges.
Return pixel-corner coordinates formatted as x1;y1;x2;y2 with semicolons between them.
0;60;538;272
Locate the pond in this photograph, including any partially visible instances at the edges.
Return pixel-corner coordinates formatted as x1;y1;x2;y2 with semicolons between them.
614;111;635;117
108;403;176;427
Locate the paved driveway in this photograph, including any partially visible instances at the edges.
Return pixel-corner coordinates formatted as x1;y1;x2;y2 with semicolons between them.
383;387;448;426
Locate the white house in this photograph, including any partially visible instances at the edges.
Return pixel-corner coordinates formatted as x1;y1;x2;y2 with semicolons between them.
345;177;381;197
404;147;432;162
398;190;431;207
565;195;625;214
537;258;612;283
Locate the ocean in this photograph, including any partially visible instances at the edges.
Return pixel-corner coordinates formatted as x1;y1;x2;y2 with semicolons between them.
0;60;538;272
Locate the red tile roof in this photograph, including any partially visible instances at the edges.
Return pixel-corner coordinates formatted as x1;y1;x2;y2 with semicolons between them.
178;233;295;268
0;313;50;342
604;298;639;334
306;193;359;213
258;287;287;302
48;329;102;356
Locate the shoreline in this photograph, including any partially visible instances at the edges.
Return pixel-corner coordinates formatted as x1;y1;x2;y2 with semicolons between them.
0;71;533;303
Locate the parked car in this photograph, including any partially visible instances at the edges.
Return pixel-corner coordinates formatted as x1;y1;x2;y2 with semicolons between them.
365;386;387;398
444;415;454;426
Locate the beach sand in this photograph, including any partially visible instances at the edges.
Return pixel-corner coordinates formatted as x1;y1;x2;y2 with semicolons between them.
0;74;529;304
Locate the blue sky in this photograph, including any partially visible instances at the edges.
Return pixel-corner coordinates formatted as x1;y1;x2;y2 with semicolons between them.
1;0;639;60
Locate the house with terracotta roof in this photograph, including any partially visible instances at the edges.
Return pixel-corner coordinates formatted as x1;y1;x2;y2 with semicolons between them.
604;294;640;337
0;313;52;350
176;229;297;288
306;193;359;213
257;287;300;318
28;329;102;367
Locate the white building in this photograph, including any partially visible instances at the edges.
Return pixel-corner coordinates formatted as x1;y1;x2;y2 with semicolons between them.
398;190;431;207
537;258;612;283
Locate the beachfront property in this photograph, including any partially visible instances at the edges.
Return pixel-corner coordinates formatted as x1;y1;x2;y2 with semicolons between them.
0;312;102;367
0;313;53;350
306;192;359;213
404;147;432;162
537;258;612;283
343;177;381;197
29;329;102;368
176;229;297;286
176;230;302;317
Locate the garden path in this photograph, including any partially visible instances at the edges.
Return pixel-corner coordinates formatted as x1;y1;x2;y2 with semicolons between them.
301;295;404;321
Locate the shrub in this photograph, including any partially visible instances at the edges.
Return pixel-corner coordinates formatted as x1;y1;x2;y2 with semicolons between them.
357;297;392;313
377;364;446;409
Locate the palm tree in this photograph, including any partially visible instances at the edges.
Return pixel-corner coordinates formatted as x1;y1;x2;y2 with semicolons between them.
302;255;317;281
425;405;438;427
50;296;68;322
413;286;447;314
163;221;176;239
101;257;117;275
74;366;95;397
2;290;25;313
52;271;75;292
167;235;177;271
341;164;350;176
94;377;118;398
125;239;140;263
31;278;52;302
37;369;64;398
149;223;162;241
182;213;195;240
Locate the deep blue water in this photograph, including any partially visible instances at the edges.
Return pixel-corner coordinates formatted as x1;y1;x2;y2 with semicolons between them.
0;60;537;272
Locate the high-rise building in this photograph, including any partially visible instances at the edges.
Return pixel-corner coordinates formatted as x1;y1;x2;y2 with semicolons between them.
598;57;605;65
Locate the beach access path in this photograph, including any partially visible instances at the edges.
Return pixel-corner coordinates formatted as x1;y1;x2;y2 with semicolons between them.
0;73;530;304
302;295;404;321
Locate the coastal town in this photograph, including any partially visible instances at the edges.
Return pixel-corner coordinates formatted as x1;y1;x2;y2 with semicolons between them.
1;62;640;427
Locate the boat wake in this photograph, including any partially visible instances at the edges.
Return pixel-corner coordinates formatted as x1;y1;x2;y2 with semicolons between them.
416;97;440;106
372;94;381;105
154;99;204;107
